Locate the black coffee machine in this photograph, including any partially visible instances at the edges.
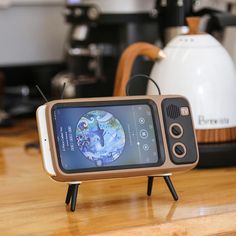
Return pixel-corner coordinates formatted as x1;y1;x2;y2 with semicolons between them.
156;0;195;43
60;0;160;98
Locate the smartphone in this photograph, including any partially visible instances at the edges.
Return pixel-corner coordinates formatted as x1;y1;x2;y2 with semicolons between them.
36;95;198;182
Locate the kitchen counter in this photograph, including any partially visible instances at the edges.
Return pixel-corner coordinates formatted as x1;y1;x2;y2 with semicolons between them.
0;119;236;236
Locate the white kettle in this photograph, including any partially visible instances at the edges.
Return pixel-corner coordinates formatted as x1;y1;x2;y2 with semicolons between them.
113;17;236;143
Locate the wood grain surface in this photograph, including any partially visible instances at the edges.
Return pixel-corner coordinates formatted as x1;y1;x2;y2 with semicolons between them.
1;119;236;236
196;127;236;143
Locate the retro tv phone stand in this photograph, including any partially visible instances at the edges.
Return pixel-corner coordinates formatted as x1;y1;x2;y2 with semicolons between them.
65;174;178;212
35;84;190;212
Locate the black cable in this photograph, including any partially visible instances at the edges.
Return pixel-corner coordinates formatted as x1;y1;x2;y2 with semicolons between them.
125;74;161;96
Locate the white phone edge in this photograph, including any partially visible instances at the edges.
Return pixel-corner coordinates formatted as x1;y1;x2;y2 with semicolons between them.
37;105;56;176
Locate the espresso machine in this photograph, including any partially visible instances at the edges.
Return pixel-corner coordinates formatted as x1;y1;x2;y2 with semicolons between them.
58;0;159;98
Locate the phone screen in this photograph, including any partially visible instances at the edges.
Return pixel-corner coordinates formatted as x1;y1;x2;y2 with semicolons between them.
52;100;164;173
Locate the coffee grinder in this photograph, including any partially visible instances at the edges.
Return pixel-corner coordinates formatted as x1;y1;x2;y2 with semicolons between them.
60;0;159;98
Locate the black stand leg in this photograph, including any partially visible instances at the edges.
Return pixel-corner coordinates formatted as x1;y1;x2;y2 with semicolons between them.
65;183;80;212
163;176;178;201
71;184;79;212
147;175;178;201
65;184;74;205
147;176;154;196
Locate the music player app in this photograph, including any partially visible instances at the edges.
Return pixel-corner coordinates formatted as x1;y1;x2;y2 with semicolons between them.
53;104;159;172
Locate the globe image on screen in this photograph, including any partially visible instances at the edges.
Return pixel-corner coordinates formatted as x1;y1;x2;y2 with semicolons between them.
76;110;125;166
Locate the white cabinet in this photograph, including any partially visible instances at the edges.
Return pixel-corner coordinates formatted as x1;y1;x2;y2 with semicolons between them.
0;0;68;65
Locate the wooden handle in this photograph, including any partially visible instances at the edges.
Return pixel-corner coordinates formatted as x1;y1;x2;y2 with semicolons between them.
186;17;201;35
113;42;165;96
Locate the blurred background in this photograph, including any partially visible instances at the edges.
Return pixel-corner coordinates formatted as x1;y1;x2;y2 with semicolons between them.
1;0;236;168
0;0;235;120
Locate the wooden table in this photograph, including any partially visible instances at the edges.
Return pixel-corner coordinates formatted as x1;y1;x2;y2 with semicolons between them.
1;119;236;236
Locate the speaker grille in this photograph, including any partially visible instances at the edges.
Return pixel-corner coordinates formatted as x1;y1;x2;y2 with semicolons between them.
166;104;180;119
